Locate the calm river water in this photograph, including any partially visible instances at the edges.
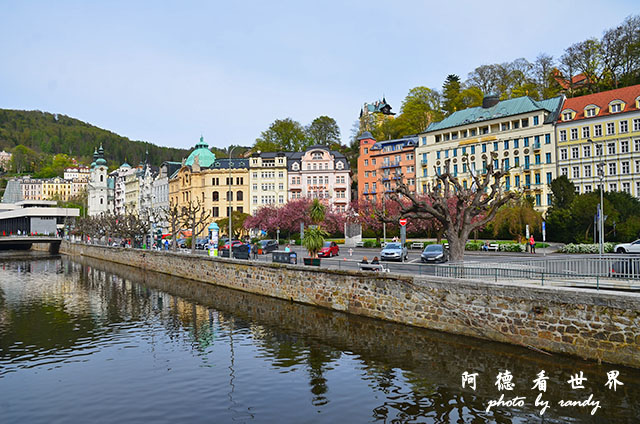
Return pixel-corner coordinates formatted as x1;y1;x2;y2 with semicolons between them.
1;252;639;423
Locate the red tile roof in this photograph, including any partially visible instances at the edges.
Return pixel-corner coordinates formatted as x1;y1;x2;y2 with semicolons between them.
559;84;640;122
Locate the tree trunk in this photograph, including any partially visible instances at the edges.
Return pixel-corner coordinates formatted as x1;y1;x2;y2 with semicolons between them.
447;233;466;262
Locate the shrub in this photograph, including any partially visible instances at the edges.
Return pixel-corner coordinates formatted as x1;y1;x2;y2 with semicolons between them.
363;240;375;248
499;243;526;252
558;242;616;254
465;241;483;251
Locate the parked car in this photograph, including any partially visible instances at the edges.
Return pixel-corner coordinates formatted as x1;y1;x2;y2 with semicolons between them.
221;240;243;249
176;238;187;248
380;242;408;262
195;238;208;249
318;241;339;257
258;239;279;254
421;244;448;263
614;239;640;254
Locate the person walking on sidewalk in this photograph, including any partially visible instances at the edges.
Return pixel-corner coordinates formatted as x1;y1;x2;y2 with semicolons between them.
529;236;536;254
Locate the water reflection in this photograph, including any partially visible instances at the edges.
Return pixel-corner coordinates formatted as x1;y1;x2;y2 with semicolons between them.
0;253;639;423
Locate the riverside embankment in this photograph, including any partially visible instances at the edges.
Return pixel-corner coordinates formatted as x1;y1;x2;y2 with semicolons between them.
59;241;640;368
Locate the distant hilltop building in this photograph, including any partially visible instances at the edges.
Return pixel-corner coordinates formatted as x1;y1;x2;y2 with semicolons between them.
359;97;395;133
0;150;11;170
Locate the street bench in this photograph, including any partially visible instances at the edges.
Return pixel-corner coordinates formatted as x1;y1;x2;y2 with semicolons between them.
411;242;424;250
358;263;389;272
483;243;499;252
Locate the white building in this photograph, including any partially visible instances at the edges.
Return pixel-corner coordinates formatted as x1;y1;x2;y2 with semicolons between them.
87;145;113;216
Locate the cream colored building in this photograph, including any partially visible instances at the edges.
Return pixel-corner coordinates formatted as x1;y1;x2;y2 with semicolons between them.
415;95;564;212
556;85;640;197
248;152;289;215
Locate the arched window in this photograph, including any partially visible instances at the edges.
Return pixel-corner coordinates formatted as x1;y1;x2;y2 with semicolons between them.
212;191;219;201
227;191;233;201
100;175;104;182
236;191;243;201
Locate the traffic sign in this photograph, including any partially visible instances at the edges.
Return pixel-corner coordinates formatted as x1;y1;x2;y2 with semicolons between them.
399;218;407;226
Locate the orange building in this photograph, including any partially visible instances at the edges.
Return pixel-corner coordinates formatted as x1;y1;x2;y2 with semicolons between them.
357;132;418;203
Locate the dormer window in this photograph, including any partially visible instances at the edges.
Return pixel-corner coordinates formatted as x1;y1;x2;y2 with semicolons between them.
336;162;344;170
292;163;299;171
562;111;574;121
610;103;622;113
585;108;597;117
312;152;323;160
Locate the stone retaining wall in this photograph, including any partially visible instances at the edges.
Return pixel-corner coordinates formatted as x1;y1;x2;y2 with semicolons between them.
60;241;640;368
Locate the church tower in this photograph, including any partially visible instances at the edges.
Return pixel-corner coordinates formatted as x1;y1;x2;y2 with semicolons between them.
88;145;111;216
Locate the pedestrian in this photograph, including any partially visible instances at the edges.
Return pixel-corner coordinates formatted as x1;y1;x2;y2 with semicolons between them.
252;243;259;259
529;235;536;254
285;244;291;252
360;256;369;264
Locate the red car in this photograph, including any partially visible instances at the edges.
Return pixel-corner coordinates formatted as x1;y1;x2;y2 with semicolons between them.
222;240;243;249
318;241;339;257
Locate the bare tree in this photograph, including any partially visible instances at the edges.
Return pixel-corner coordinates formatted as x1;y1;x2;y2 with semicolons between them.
533;53;555;98
386;157;516;261
181;200;211;254
164;202;182;251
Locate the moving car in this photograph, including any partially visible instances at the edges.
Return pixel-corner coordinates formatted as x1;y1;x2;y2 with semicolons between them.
258;239;279;254
421;244;448;263
318;241;339;257
380;242;408;262
614;239;640;254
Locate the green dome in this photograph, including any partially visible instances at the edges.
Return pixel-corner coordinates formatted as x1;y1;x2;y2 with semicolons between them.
185;136;216;168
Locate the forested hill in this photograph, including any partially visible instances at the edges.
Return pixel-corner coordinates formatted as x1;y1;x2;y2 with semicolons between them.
0;109;196;167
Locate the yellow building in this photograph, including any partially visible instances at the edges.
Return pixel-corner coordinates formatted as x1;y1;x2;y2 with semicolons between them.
556;85;640;197
169;137;250;236
247;152;289;215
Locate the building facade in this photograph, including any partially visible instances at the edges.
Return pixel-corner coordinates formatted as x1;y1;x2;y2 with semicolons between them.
357;132;418;203
555;85;640;197
248;152;289;215
286;145;351;212
169;137;250;235
415;95;564;212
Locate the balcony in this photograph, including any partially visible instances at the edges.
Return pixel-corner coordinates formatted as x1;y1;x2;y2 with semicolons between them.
381;162;402;169
421;160;428;166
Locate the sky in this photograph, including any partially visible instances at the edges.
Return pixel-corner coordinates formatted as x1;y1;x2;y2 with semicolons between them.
1;0;638;153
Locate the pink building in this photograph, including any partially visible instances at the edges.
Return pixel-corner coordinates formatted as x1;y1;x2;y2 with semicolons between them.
287;145;351;212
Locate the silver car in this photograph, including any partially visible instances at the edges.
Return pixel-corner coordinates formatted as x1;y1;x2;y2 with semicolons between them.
380;242;408;262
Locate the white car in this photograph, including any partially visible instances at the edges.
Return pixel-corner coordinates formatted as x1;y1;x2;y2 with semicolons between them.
614;239;640;254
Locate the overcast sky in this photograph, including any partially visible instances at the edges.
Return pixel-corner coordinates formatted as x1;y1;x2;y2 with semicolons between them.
1;1;637;152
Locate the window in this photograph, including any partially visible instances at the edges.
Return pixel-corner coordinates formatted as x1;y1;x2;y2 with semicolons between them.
533;116;539;125
596;144;603;156
406;153;414;161
572;166;579;178
570;147;578;159
407;165;414;173
594;124;602;137
545;153;551;163
522;118;529;127
584;165;591;177
586;108;596;117
226;191;233;201
493;142;499;151
621;140;629;153
212;191;219;201
482;144;487;153
545;134;551;144
524;137;529;147
636;160;640;173
470;129;477;136
622;161;630;174
582;127;590;139
364;159;368;166
436;151;441;159
634;118;640;132
364;148;368;154
471;146;476;154
583;145;591;158
608;142;616;155
561;167;568;176
563;112;572;121
252;196;257;204
212;207;219;217
514;156;520;167
611;103;621;113
546;172;552;184
535;154;541;164
620;120;628;133
570;128;578;140
608;163;617;175
421;137;426;145
504;140;509;149
636;140;640;152
560;148;568;160
559;130;567;141
623;182;630;194
514;139;519;148
501;122;509;131
515;175;520;187
607;122;615;135
372;159;376;165
585;185;592;193
535;173;541;184
453;149;457;157
610;183;618;192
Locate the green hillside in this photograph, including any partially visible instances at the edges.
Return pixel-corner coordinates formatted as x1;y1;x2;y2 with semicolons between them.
0;109;219;168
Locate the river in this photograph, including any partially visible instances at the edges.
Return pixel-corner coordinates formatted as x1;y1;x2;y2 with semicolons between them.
1;252;639;423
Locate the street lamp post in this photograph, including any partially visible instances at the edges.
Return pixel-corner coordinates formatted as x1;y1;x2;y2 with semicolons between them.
228;145;238;259
587;138;605;258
